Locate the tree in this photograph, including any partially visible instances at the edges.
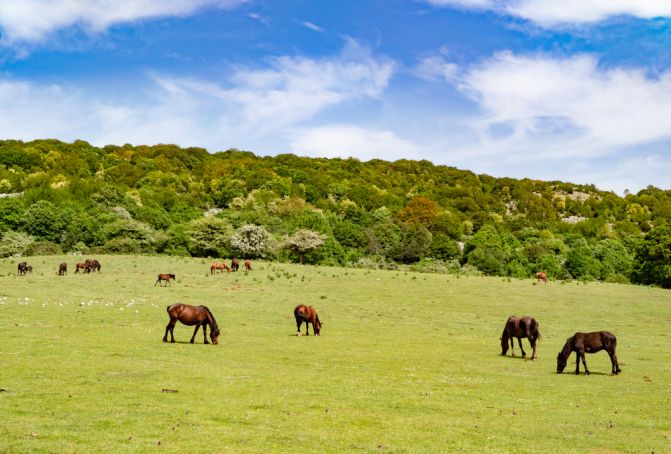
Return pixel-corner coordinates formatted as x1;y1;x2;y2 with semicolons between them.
397;196;439;227
284;229;326;264
230;224;274;258
186;217;233;257
23;200;64;242
632;225;671;288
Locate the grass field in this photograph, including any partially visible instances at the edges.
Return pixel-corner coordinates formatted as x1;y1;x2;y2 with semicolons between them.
0;255;669;453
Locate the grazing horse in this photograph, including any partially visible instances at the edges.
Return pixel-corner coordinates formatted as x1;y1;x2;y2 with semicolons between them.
210;262;231;274
231;258;239;272
294;304;321;336
58;262;67;276
74;262;88;274
557;331;621;375
535;272;548;283
155;273;176;287
25;265;33;275
17;262;28;276
500;316;540;360
85;259;101;273
163;303;220;345
244;259;252;272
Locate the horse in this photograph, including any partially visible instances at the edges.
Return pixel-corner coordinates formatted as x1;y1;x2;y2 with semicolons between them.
244;259;252;272
500;315;540;360
294;304;321;336
155;273;175;287
231;258;239;272
210;262;231;274
163;303;220;345
557;331;621;375
85;259;101;273
17;262;28;276
535;272;548;283
74;262;88;274
25;265;33;275
58;263;67;276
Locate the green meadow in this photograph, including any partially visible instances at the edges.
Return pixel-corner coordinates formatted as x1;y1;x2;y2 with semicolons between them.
0;255;669;453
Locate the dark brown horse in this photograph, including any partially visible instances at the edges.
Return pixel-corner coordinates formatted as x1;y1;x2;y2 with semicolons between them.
17;261;28;276
535;272;548;283
58;262;67;276
244;259;252;272
85;259;101;272
210;262;231;274
557;331;621;375
500;315;540;360
155;273;175;286
163;304;220;345
231;258;239;271
294;304;321;336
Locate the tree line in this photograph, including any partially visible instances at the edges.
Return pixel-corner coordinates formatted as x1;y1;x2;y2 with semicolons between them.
0;139;670;287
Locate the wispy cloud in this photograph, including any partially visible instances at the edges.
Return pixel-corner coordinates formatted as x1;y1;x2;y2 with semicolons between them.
0;0;247;45
289;125;419;161
300;21;324;33
0;40;395;151
424;0;671;27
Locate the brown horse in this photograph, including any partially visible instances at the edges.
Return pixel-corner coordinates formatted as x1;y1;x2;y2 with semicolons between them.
58;263;67;276
500;315;540;360
244;259;252;272
163;304;220;345
86;259;101;272
535;272;548;283
294;304;321;336
557;331;621;375
155;273;175;286
231;258;239;271
74;262;88;274
210;262;231;274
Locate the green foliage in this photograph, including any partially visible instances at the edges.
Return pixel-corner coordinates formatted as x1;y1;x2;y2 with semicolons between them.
632;224;671;288
284;229;326;264
186;217;233;257
22;200;65;242
0;230;34;257
229;224;274;258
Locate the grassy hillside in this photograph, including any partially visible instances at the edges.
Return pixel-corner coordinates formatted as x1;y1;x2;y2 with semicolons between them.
0;255;669;452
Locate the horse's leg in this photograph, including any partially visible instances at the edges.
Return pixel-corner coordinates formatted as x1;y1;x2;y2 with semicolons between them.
609;350;621;374
580;351;589;375
531;336;538;360
203;322;209;344
296;318;302;336
510;337;515;356
518;337;526;357
305;322;310;336
190;324;200;344
164;319;176;343
575;351;581;375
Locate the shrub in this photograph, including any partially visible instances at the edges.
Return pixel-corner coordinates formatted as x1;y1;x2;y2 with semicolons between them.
0;230;34;257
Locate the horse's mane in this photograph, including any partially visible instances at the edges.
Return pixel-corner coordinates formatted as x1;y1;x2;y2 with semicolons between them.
203;306;219;335
559;337;573;359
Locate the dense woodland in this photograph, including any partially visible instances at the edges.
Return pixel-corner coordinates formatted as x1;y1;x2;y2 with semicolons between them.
1;139;670;287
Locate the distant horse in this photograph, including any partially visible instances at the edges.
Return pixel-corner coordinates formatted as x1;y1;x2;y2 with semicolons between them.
231;258;239;272
500;315;540;360
244;259;252;272
210;262;231;274
155;273;176;287
58;263;67;276
294;304;321;336
17;262;28;276
557;331;621;375
25;265;33;275
163;303;220;345
85;259;101;273
535;272;548;284
74;262;88;274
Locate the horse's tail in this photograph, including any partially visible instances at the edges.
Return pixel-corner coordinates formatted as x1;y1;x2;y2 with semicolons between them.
203;306;219;335
531;318;541;341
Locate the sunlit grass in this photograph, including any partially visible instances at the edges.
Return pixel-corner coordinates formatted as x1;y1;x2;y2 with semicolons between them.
0;255;669;452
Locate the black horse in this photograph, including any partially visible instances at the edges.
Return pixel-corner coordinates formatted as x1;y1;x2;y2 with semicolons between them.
557;331;621;375
500;315;540;360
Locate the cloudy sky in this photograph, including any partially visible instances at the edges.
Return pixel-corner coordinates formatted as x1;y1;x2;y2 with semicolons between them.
1;0;671;194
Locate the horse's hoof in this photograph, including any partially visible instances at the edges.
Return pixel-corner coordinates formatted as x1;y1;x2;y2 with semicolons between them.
170;340;175;344
297;332;301;336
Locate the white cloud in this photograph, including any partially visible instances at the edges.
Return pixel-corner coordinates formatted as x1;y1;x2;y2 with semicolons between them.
290;125;420;161
424;0;671;26
0;0;246;44
0;40;395;151
426;52;671;162
300;21;324;33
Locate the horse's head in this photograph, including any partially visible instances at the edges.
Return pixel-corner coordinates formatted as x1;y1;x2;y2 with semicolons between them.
314;319;322;336
170;274;176;280
210;329;220;345
500;336;509;355
556;351;567;373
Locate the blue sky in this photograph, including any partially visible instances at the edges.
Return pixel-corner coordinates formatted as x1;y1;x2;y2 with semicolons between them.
1;1;671;194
